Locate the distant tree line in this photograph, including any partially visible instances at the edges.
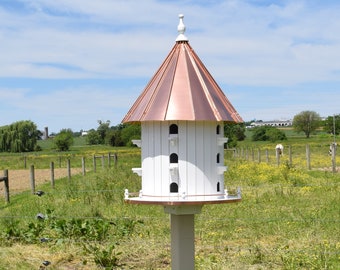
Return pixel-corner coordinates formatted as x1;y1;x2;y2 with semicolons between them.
250;126;287;142
85;120;141;147
1;111;339;153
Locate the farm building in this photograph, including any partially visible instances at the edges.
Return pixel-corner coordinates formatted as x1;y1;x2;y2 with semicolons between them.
250;120;292;127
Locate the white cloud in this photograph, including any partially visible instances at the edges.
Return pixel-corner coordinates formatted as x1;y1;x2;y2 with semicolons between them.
1;0;340;85
1;0;340;129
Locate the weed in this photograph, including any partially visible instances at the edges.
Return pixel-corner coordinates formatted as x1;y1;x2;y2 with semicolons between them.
83;242;123;269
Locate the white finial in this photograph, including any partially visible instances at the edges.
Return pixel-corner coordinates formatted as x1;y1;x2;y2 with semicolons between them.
176;14;188;42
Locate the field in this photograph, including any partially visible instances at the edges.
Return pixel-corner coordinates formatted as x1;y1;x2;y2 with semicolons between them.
0;132;339;269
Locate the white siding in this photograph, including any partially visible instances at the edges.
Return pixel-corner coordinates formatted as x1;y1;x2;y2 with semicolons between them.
161;121;170;195
153;122;162;195
186;122;196;195
139;120;226;198
178;122;187;194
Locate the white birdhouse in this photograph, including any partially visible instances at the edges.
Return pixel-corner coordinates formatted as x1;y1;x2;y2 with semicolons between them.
123;14;242;205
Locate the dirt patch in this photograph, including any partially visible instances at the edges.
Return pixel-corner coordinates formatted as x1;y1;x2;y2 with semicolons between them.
0;168;83;194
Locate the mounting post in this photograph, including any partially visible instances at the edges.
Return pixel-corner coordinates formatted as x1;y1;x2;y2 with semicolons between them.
164;205;202;270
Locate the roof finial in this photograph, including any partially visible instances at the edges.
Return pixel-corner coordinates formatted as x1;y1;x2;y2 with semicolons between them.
176;14;188;42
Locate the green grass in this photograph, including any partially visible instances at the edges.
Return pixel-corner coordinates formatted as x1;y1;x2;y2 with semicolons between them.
0;135;339;269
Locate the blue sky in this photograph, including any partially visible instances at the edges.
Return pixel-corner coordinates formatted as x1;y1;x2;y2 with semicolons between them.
1;0;340;133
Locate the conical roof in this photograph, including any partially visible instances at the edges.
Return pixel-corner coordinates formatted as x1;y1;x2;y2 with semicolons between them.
122;15;242;123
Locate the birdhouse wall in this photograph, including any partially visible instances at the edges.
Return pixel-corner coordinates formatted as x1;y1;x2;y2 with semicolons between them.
140;121;226;199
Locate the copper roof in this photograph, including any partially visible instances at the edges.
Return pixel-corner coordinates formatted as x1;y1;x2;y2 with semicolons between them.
122;15;243;123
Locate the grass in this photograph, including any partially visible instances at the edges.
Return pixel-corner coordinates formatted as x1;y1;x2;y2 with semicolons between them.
0;133;339;269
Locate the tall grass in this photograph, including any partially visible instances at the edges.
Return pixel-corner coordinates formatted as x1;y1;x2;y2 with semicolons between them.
0;136;339;269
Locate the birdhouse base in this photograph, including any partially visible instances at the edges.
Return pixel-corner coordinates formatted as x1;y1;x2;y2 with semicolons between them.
124;189;241;206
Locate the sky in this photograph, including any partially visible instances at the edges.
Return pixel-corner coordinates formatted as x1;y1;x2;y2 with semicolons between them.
1;0;340;133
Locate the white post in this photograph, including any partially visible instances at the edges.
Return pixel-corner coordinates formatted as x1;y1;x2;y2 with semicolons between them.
164;205;202;270
171;214;195;270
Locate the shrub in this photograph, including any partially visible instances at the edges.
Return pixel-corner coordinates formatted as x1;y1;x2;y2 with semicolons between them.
224;123;246;147
86;130;102;145
251;126;287;142
54;129;74;151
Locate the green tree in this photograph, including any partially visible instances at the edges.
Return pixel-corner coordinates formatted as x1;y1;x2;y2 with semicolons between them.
105;129;124;147
0;120;40;152
293;111;321;138
120;124;141;146
97;120;111;143
266;128;287;142
251;126;287;142
323;114;340;135
86;129;102;145
54;129;74;151
224;123;246;148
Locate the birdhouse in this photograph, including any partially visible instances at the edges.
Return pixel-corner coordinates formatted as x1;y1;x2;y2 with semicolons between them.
123;14;243;206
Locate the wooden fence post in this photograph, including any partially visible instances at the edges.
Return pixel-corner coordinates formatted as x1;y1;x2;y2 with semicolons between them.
306;144;311;170
265;149;269;163
113;153;118;168
24;155;27;169
101;155;105;169
30;165;35;194
108;152;111;168
82;157;86;176
1;170;10;203
257;148;261;163
67;159;71;180
50;162;55;189
276;148;281;166
93;155;96;172
331;143;337;173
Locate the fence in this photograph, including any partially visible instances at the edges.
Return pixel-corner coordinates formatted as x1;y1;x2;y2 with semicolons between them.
230;144;337;172
1;153;118;203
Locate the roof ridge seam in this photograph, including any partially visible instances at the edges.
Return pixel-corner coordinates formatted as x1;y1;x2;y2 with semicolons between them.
141;45;178;120
164;44;181;120
186;44;222;121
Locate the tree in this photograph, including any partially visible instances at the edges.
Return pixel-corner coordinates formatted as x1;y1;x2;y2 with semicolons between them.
323;114;340;135
86;129;102;145
293;111;321;138
85;120;111;145
0;120;40;152
120;124;141;146
97;120;111;143
224;123;246;147
265;128;287;142
251;126;287;142
54;129;74;151
105;129;124;147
